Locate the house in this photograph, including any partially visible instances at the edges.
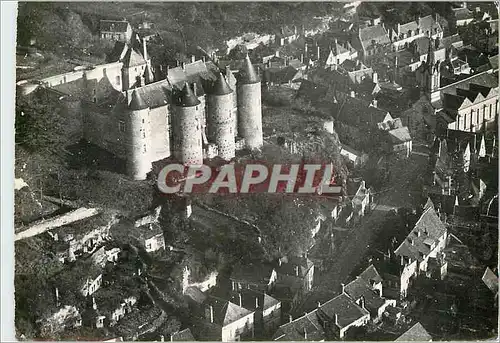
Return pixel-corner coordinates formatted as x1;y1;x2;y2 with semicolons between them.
263;66;303;88
451;6;475;27
388;15;443;51
395;322;433;341
336;96;394;129
229;263;277;293
386;126;413;157
343;276;396;321
171;328;196;341
358;264;384;296
324;39;353;70
393;206;448;298
340;144;368;169
316;293;371;339
196;297;256;342
354;24;391;60
100;20;133;42
228;289;282;337
52;212;118;263
348;179;372;217
272;310;326;341
275;255;315;293
275;26;299;46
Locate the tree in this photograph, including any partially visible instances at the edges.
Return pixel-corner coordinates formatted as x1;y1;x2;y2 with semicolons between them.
15;90;64;154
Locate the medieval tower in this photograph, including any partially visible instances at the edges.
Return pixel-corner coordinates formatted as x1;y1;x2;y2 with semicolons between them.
207;73;236;160
237;54;263;150
126;90;152;180
419;38;441;102
224;66;238;137
173;83;204;165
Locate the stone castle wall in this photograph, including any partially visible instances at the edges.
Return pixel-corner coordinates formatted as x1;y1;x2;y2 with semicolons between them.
207;93;236;160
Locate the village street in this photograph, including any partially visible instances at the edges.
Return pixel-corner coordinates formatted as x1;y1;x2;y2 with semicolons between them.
292;154;430;316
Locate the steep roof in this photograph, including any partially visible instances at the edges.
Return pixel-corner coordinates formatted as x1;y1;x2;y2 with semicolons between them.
272;309;325;341
344;277;386;313
275;255;314;279
175;83;201;107
229;263;274;286
228;289;280;312
171;328;195;341
223;301;253;326
129;80;171;110
359;25;390;50
100;20;130;33
106;41;128;63
129;90;148;110
394;207;447;262
337;97;392;127
395;322;432;341
318;293;369;329
238;54;260;84
388;127;412;144
358;264;383;285
122;48;146;68
210;72;233;96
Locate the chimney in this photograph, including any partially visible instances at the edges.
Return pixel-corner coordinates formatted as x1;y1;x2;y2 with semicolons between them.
255;297;259;308
191;55;196;63
143;39;148;61
341;283;345;294
181;62;186;71
295;265;300;276
397;23;401;35
317;301;321;308
317;46;321;60
400;255;404;265
334;313;339;326
55;287;60;307
238;292;243;307
372;72;378;84
350;90;356;98
192;82;197;97
92;296;97;310
304;327;308;340
300;54;304;64
289;314;293;323
294;25;298;35
231;281;235;291
209;305;214;323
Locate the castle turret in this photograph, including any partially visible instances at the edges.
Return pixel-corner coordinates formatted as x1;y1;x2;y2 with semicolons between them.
173;83;204;165
127;90;151;180
207;73;236;160
237;54;263;150
225;66;238;136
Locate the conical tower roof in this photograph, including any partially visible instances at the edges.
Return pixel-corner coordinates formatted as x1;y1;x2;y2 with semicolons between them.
175;83;201;107
211;72;233;95
238;54;260;84
129;90;148;110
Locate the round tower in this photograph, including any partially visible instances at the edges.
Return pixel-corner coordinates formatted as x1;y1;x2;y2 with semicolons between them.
237;54;263;150
173;83;204;165
224;66;238;137
126;90;151;180
207;73;236;160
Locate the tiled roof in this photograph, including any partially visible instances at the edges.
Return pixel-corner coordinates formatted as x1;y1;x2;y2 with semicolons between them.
336;96;392;127
440;34;463;51
209;72;233;96
238;54;260;84
442;93;466;110
318;293;369;329
418;15;442;33
185;286;207;304
344;277;386;313
100;20;130;33
171;328;195;341
388;127;412;144
359;25;390;49
122;48;146;68
223;301;253;326
272;310;325;341
276;255;314;279
129;80;171;110
228;289;280;312
106;41;128;63
129;90;147;110
394;207;447;262
230;263;274;286
452;7;474;21
358;264;383;285
264;66;301;84
395;322;432;341
174;82;200;107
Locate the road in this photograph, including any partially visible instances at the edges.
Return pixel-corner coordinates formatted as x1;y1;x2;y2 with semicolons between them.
292;154;430;315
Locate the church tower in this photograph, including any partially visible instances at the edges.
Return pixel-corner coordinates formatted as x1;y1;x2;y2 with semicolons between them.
419;38;441;102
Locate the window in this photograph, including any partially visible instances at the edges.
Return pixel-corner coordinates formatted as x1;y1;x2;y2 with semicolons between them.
93;97;97;103
142;119;145;124
103;67;107;75
116;75;121;86
135;67;137;72
119;121;126;132
93;89;96;95
143;131;146;139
